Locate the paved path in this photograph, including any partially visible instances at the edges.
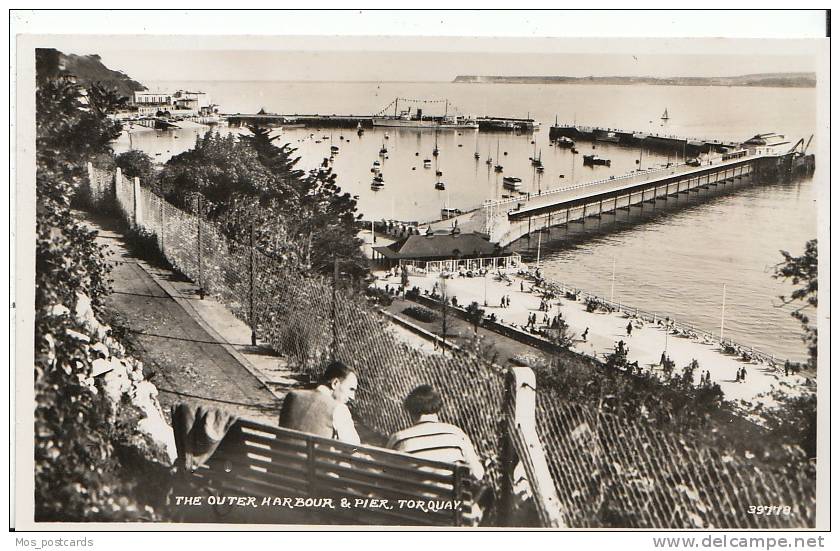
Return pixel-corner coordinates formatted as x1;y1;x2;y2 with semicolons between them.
86;213;288;425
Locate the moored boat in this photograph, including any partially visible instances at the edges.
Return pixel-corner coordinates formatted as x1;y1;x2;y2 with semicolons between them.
554;136;575;148
441;207;462;219
503;176;523;190
583;154;611;166
595;131;621;143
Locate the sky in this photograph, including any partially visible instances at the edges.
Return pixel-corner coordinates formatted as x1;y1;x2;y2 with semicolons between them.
37;34;820;84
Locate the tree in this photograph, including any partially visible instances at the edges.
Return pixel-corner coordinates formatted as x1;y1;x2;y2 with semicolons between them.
774;239;817;369
241;124;367;278
550;317;576;350
115;149;155;183
465;301;485;333
156;130;291;209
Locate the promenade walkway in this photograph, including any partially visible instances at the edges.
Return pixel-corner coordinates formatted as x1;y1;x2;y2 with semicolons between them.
375;269;810;410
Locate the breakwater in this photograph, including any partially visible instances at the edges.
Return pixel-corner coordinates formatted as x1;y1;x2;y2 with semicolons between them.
548;124;742;155
225;113;538;131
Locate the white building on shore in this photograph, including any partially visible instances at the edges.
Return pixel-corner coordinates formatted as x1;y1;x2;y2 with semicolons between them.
132;89;217;117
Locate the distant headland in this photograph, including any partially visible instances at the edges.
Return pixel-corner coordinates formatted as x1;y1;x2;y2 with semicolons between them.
452;73;816;88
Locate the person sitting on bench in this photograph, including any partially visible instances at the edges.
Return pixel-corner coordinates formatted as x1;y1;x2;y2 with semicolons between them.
386;384;484;481
278;361;360;445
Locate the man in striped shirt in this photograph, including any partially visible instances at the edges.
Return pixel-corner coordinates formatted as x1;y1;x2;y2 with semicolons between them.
386;384;485;481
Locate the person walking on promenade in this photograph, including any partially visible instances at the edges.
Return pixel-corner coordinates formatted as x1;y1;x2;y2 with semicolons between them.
626;321;633;337
278;361;360;445
520;281;524;292
740;367;747;383
784;361;790;376
660;351;666;366
582;327;589;342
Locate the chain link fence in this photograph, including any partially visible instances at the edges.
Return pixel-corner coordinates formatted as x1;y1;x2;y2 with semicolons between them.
106;166;508;490
97;165;816;528
535;394;815;528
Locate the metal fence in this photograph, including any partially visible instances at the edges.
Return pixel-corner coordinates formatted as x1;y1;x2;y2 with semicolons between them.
106;166;509;491
535;395;816;529
95;164;816;528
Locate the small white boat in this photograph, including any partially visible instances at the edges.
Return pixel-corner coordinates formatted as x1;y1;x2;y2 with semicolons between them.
503;176;522;190
441;207;462;219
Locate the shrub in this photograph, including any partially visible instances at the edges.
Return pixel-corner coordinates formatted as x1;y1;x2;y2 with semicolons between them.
116;149;156;183
365;285;393;306
402;305;438;323
124;226;170;268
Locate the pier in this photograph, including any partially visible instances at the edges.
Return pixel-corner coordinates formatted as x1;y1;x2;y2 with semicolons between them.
429;145;811;247
549;124;742;155
225;112;539;131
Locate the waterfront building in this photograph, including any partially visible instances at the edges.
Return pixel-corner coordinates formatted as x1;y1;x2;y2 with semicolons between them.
373;230;520;272
131;89;216;117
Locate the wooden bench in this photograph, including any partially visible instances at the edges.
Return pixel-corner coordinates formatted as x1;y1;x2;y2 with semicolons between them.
178;418;478;526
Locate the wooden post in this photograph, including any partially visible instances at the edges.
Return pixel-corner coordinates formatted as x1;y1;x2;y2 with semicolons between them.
133;176;142;228
249;225;257;346
159;197;165;255
502;367;565;527
197;196;205;299
331;259;339;360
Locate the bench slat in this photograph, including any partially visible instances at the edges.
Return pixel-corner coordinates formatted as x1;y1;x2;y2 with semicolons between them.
186;417;477;526
312;458;460;498
236;420;465;472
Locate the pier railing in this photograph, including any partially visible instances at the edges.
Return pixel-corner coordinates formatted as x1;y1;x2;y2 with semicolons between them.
92;162;814;528
484;163;692;212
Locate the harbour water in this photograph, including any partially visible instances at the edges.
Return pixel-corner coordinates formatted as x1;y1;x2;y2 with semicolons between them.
113;80;819;362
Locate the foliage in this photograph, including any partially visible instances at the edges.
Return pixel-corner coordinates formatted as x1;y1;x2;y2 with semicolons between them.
604;340;630;371
158;126;368;279
35;70;166;520
364;285;393;306
34;313;162;521
773;239;818;369
115;149;156;183
465;301;485;333
405;286;421;300
402;305;439;323
156;131;289;208
36;77;124;183
549;317;576;349
759;390;817;459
